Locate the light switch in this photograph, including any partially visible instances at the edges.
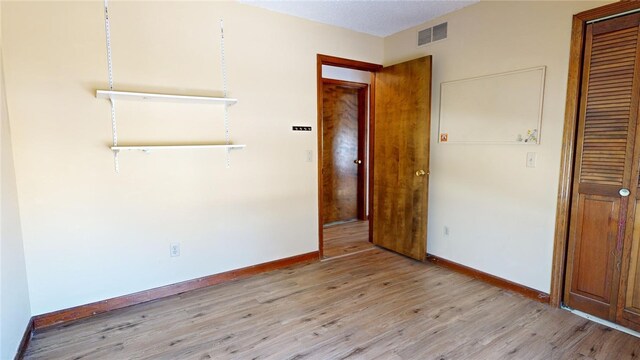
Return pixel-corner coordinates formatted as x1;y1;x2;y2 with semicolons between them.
526;152;537;168
306;150;313;162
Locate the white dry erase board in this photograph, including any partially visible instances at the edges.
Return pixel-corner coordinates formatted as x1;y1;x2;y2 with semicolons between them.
438;66;546;144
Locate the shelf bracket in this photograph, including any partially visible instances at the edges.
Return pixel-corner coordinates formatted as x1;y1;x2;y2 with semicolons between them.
220;19;232;169
104;0;119;173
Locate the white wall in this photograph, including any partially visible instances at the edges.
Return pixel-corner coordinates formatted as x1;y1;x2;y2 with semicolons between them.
322;65;371;84
2;1;383;315
384;0;611;292
1;1;32;355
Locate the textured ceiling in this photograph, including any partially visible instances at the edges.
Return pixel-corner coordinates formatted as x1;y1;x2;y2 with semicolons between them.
239;0;478;37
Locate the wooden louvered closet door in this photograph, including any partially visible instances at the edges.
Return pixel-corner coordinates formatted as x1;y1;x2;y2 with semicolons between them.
564;12;640;324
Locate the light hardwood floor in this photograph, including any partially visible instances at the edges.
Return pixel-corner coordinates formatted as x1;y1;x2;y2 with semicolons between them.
24;249;640;359
323;220;375;258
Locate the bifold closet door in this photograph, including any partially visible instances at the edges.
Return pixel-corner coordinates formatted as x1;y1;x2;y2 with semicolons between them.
564;12;640;323
615;13;640;331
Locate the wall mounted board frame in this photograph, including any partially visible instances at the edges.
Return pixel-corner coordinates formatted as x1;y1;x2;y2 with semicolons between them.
438;66;546;145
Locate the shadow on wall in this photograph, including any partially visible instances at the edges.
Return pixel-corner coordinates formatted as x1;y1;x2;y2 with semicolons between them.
1;47;32;359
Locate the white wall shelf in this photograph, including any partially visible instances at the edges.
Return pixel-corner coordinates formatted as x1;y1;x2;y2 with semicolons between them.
98;4;240;172
111;144;246;151
96;90;238;105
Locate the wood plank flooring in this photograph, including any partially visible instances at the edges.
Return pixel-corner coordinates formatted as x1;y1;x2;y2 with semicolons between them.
24;249;640;359
323;220;375;258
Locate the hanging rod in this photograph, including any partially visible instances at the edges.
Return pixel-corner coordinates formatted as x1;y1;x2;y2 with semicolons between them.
111;144;246;151
96;90;238;105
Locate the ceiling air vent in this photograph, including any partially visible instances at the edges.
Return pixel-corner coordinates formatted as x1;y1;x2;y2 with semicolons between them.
417;22;447;47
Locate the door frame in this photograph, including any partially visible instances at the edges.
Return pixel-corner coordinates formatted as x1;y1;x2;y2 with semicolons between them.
551;1;640;308
321;78;369;222
316;54;382;258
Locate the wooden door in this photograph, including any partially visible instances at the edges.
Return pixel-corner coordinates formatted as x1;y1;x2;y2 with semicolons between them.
322;81;367;224
615;13;640;330
564;13;640;322
372;56;431;261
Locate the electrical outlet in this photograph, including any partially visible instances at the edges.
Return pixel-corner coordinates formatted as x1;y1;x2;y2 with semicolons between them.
443;226;450;237
170;243;180;257
306;150;313;162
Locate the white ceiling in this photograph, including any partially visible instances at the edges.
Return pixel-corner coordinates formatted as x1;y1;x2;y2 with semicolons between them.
239;0;478;37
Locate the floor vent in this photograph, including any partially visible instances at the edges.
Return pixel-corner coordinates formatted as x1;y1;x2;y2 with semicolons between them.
418;22;447;46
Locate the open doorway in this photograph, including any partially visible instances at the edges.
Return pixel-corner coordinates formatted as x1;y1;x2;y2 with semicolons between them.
321;78;367;225
317;55;381;259
318;55;432;262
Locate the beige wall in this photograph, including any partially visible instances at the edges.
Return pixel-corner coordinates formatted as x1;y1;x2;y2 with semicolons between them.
3;0;618;321
1;1;32;355
2;1;383;315
384;0;611;292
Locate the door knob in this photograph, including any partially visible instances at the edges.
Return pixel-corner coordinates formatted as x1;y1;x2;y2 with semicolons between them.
620;188;630;197
415;169;426;177
354;159;362;164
